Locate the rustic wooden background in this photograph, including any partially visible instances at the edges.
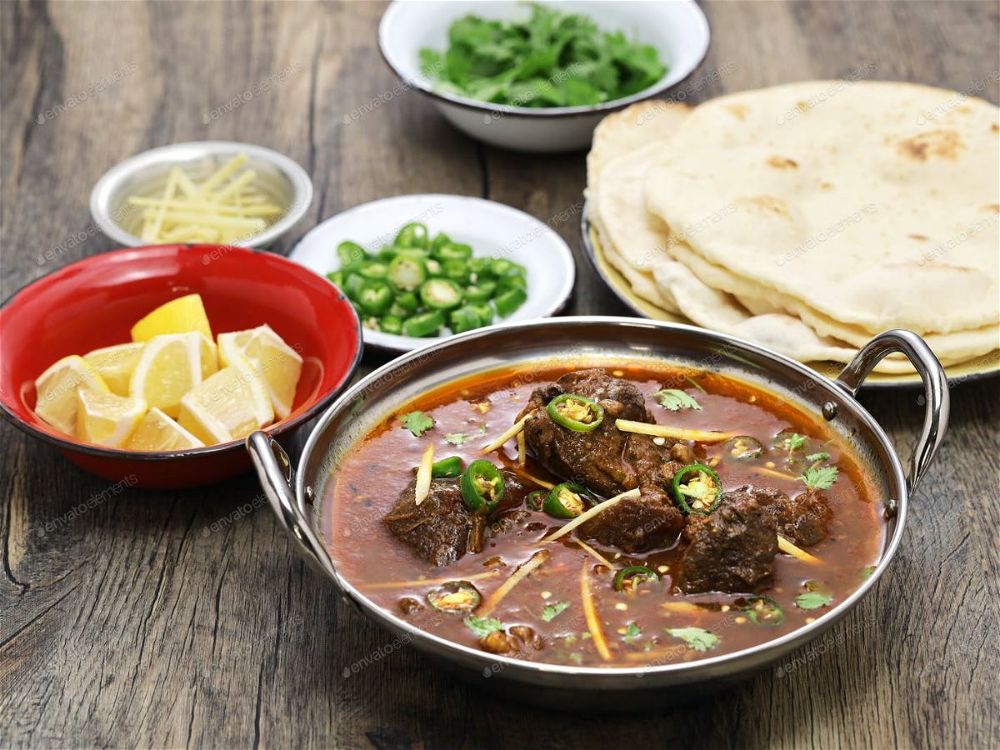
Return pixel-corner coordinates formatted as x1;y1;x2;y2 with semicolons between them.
2;1;998;748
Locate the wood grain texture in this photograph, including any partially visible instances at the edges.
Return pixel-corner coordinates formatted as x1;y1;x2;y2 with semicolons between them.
1;1;997;748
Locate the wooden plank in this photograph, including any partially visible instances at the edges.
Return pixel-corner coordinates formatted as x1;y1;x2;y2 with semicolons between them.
0;1;996;748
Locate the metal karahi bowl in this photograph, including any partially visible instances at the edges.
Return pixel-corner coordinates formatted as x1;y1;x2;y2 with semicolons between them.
247;317;948;708
89;140;312;248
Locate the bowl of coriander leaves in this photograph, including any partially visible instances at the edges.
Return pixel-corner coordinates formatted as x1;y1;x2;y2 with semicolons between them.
378;0;710;153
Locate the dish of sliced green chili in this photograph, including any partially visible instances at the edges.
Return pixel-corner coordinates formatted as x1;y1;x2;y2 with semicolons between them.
327;222;528;337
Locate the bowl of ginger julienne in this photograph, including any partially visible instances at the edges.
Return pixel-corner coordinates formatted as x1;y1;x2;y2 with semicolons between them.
89;141;313;248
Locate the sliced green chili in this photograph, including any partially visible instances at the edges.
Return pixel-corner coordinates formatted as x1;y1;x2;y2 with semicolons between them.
387;255;427;291
525;490;546;512
460;459;505;514
543;482;591;519
441;259;472;284
419;278;463;310
379;315;403;335
613;566;658;593
463;281;497;303
337;240;368;266
431;456;465;478
672;463;723;515
743;596;785;627
435;242;473;261
429;232;452;253
427;580;481;613
394;222;429;249
449;306;482;334
547;393;604;432
357;279;394;315
395;291;419;312
494;287;527;317
401;310;445;338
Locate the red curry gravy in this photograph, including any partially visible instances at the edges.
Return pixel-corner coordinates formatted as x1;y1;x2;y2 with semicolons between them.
325;361;883;668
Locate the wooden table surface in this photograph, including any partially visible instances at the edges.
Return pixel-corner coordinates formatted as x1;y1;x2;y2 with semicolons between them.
2;2;998;748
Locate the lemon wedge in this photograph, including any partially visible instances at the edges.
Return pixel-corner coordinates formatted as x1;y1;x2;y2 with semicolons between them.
34;355;110;435
130;293;213;342
83;342;145;396
199;334;219;379
123;407;204;451
177;365;274;445
129;332;204;418
217;324;303;418
76;388;147;447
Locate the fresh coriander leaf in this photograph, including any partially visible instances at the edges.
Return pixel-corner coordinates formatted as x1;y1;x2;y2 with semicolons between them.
418;4;666;108
785;433;807;451
444;432;466;446
401;411;435;437
796;580;833;609
860;565;877;580
795;591;834;609
800;464;839;490
665;626;719;652
654;388;702;412
463;615;504;638
541;601;570;622
568;652;583;665
806;451;830;462
624;622;642;641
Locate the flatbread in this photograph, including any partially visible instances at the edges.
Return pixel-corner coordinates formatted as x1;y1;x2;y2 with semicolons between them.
644;81;1000;336
653;243;1000;373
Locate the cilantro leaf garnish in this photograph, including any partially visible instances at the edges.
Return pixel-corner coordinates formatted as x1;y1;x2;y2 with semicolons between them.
401;411;435;437
860;565;877;580
464;615;504;638
666;626;719;652
795;591;834;609
806;451;830;462
624;622;642;641
781;432;807;452
540;601;569;623
418;4;667;109
654;388;702;412
444;432;466;446
796;581;833;610
800;464;839;490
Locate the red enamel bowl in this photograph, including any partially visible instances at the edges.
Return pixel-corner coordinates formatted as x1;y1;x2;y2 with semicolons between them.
0;244;362;488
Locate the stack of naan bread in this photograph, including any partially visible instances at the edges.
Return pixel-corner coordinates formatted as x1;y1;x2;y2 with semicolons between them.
586;81;999;374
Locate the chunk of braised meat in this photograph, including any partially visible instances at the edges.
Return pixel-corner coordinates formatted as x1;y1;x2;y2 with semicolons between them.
383;471;530;566
517;369;688;551
578;489;684;553
735;485;832;547
518;369;668;496
679;490;779;594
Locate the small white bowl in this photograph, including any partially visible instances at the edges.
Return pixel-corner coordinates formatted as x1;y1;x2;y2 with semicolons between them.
378;0;710;153
288;194;576;352
90;141;313;248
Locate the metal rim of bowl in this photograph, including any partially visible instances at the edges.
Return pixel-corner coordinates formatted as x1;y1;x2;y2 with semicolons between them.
377;0;711;120
290;315;912;682
0;245;362;462
89;140;313;248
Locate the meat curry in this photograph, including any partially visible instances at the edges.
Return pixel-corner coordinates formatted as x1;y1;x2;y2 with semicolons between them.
325;362;883;668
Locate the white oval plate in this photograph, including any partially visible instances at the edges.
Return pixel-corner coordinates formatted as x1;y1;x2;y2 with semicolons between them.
288;194;576;352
